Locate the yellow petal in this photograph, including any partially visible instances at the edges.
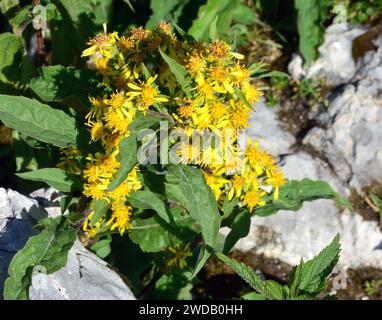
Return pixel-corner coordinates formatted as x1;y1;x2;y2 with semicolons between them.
81;46;96;57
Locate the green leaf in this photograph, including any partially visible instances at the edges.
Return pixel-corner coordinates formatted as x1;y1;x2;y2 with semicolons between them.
189;0;240;41
223;210;251;254
0;33;25;93
241;292;267;300
288;259;304;299
295;0;329;67
298;235;341;297
129;209;196;252
209;15;219;41
107;133;137;191
28;66;99;112
254;179;338;217
0;95;79;148
235;88;254;110
149;269;194;300
128;190;171;223
146;0;190;28
168;165;222;276
90;199;110;228
16;168;82;193
90;239;111;258
370;192;382;216
159;48;192;97
49;0;112;65
222;196;239;219
107;115;161;192
232;4;258;25
171;20;197;43
215;252;284;300
3;216;76;300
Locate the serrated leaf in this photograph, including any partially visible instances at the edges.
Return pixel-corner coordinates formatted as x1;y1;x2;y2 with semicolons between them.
168;165;222;276
298;235;341;297
288;259;304;299
159;48;192;97
0;95;79;148
3;216;76;300
128;190;171;223
16;168;82;193
215;252;283;300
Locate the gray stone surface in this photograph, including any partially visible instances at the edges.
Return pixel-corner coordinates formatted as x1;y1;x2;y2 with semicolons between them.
237;23;382;273
245;102;296;156
29;241;135;300
0;188;135;300
288;24;367;85
303;33;382;191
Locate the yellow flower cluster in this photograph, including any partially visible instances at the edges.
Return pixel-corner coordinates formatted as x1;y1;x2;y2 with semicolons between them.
79;22;285;237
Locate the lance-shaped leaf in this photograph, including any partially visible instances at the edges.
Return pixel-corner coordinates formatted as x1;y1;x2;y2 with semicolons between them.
0;95;79;147
223;210;251;254
215;252;286;300
3;216;76;300
168;165;222;276
159;49;192;97
295;0;329;67
90;199;110;228
254;179;339;217
128;190;171;223
298;234;341;297
16;168;83;193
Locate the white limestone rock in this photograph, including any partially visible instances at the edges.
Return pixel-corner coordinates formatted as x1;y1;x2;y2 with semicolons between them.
0;188;136;300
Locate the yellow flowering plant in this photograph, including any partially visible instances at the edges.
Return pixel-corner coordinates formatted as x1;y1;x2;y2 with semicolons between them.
0;22;344;300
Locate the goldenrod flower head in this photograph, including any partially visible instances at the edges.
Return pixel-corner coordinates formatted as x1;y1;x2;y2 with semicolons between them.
107;201;133;235
209;40;231;59
78;23;284;237
242;190;266;213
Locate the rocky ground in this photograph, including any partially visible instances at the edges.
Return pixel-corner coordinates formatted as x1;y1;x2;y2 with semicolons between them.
0;188;135;300
237;23;382;299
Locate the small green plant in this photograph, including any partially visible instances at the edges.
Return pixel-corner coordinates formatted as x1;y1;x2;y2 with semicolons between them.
332;0;382;25
217;235;341;300
369;192;382;220
364;278;382;297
